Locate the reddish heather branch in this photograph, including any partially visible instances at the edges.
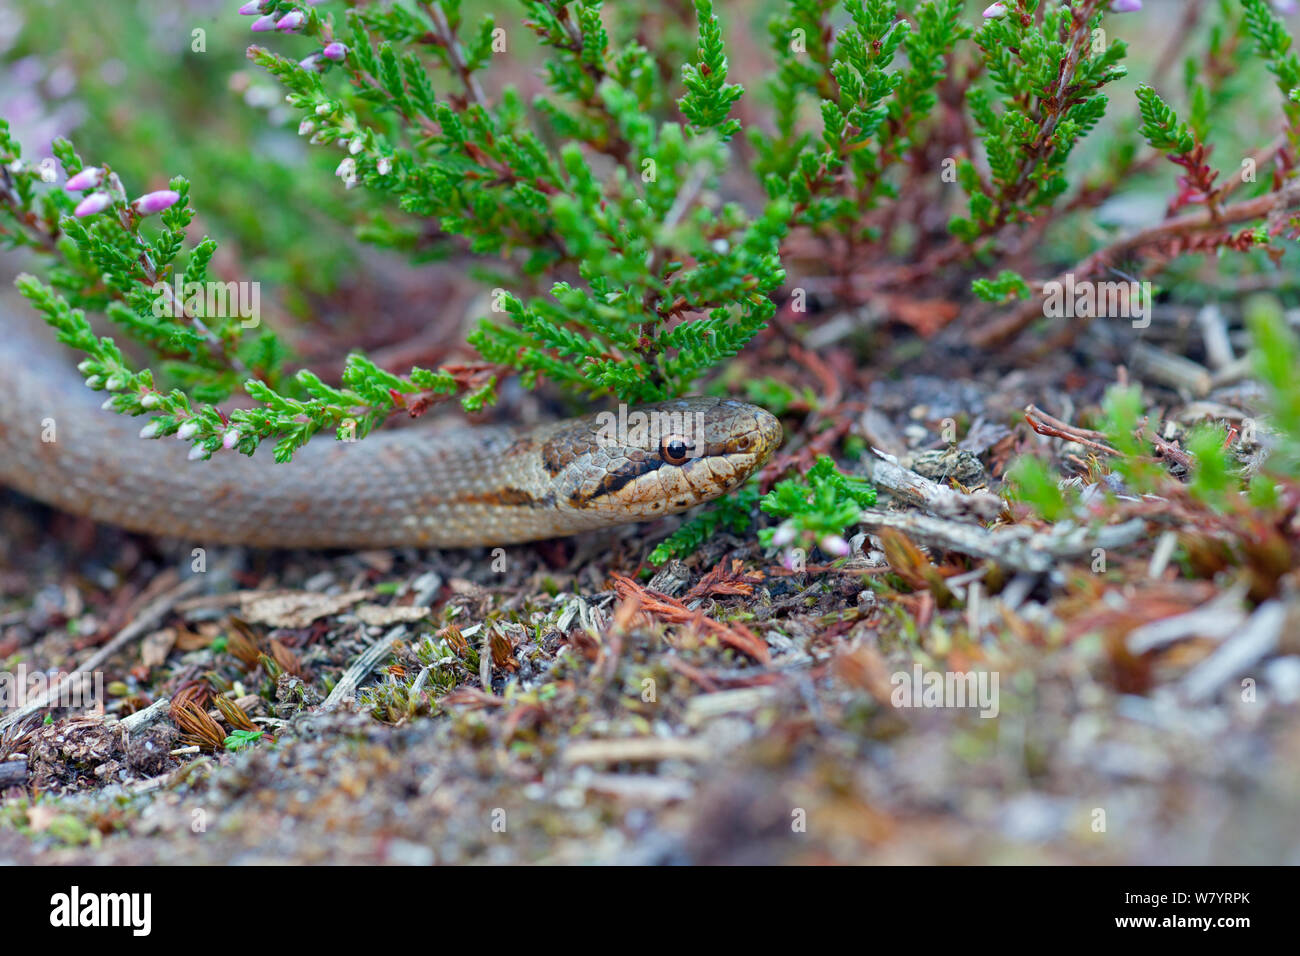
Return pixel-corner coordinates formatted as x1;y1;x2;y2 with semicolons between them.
975;185;1300;347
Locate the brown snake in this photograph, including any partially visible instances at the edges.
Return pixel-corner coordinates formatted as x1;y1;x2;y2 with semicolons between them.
0;313;781;548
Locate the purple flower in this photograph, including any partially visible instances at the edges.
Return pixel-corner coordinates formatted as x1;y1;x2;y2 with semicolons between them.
73;192;113;217
251;13;277;31
1272;0;1297;13
982;2;1007;17
132;190;181;215
64;166;104;191
276;10;306;31
299;54;323;71
1110;0;1141;11
322;42;348;62
237;0;268;14
222;429;242;450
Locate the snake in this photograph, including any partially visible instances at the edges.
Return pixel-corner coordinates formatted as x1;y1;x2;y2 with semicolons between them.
0;310;782;549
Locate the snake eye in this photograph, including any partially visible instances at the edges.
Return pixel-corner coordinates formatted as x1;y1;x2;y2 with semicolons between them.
660;434;692;465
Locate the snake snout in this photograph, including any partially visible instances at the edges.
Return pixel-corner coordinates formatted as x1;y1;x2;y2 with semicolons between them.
751;407;783;463
723;404;781;471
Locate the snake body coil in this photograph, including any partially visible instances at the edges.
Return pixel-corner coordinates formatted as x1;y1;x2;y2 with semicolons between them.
0;315;781;548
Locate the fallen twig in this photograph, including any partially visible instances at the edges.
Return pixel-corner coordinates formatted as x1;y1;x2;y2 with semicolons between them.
561;736;711;765
0;576;202;731
321;625;408;710
856;510;1146;575
1024;405;1120;457
863;447;1003;520
0;757;27;788
1181;599;1290;703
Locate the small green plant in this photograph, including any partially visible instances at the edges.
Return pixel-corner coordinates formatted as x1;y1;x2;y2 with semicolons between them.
759;455;877;559
223;729;264;751
1005;455;1068;521
648;480;761;564
1246;295;1300;478
1098;383;1164;494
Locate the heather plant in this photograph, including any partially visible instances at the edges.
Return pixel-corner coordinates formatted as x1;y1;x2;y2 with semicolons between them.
3;0;1300;538
0;0;358;294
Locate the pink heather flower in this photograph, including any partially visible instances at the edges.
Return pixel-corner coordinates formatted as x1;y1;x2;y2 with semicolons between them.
276;11;306;31
187;444;210;461
251;13;277;31
982;3;1007;17
299;54;323;71
335;156;358;188
139;422;161;439
819;534;851;558
237;0;268;14
176;421;199;441
1110;0;1141;11
322;42;348;61
73;192;113;217
64;166;104;191
222;429;241;450
1272;0;1297;12
132;189;181;215
771;523;796;547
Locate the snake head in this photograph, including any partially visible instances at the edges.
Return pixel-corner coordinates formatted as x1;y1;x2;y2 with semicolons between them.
547;397;782;520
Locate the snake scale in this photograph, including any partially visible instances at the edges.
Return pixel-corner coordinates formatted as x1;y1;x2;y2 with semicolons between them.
0;312;781;548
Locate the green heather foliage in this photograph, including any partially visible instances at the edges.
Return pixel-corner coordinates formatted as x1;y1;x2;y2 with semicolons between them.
2;0;1299;516
950;0;1125;242
759;455;878;556
1135;83;1196;155
648;479;762;564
